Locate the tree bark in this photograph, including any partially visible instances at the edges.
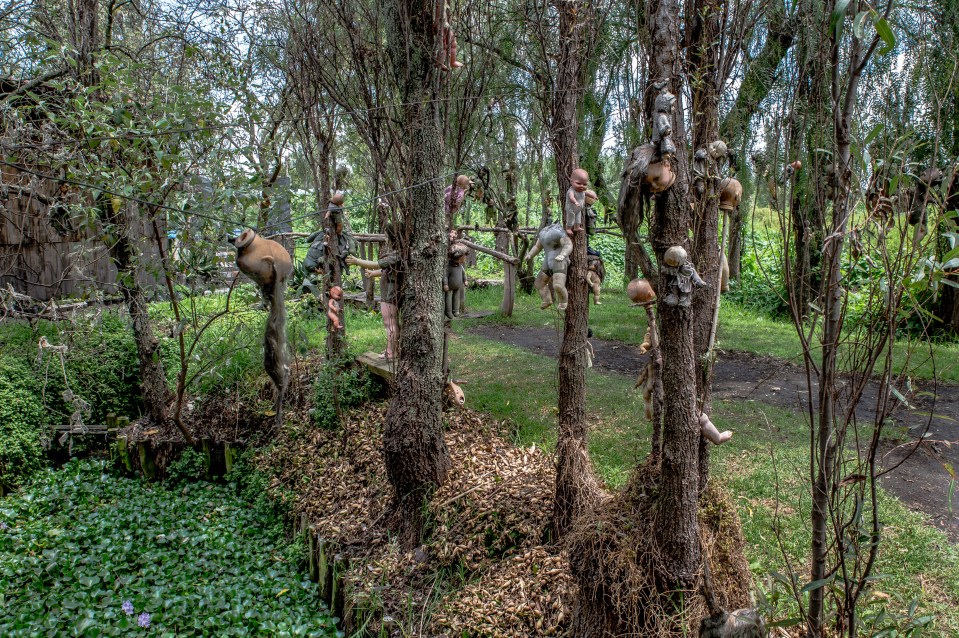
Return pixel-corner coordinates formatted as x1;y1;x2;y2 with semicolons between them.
688;0;723;493
647;0;701;592
107;203;171;428
549;0;602;540
383;0;451;548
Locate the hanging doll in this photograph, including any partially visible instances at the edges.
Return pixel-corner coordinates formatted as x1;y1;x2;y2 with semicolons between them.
445;243;469;318
565;168;593;234
585;247;605;305
435;0;464;71
526;222;574;310
661;245;707;307
325;191;357;274
327;285;343;331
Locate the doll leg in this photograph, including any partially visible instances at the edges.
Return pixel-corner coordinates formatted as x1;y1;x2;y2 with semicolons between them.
699;413;732;445
553;273;569;310
381;301;399;359
588;272;601;304
448;28;464;68
534;272;553;309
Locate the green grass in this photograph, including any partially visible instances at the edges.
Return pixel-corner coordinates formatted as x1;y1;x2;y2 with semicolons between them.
457;284;959;383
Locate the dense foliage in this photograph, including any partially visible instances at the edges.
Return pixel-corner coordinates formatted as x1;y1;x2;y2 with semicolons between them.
0;460;340;637
0;315;140;490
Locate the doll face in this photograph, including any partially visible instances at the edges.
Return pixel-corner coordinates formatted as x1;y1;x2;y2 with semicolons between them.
455;175;471;190
571;169;589;192
329;286;343;300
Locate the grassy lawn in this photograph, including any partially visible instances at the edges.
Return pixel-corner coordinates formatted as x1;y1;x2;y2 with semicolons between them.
454;284;959;383
337;287;959;633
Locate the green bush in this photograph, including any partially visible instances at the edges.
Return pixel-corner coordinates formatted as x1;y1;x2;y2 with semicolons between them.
0;359;46;492
310;356;379;430
165;447;206;484
0;459;340;637
0;314;141;489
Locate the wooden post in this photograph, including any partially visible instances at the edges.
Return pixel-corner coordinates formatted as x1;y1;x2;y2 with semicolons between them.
500;231;516;317
224;441;238;474
331;553;348;622
137;441;157;479
116;435;133;472
201;438;213;479
317;539;333;602
308;530;319;581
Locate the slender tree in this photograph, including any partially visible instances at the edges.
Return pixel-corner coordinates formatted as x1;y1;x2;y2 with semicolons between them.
381;0;452;547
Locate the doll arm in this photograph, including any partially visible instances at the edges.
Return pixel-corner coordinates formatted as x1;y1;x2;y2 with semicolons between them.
367;269;383;278
555;233;573;262
526;239;544;261
346;255;379;269
567;187;578;204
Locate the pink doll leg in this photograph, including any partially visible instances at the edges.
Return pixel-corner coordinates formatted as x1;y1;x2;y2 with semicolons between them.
381;301;399;359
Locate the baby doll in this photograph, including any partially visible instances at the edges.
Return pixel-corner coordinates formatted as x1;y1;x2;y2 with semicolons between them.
327;285;343;331
565;168;591;234
444;174;472;218
436;0;464;71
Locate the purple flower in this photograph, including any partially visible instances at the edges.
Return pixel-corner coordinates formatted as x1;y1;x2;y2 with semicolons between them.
122;600;134;615
137;612;151;628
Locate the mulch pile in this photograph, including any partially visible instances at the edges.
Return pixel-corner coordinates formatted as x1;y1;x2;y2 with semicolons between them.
255;400;575;637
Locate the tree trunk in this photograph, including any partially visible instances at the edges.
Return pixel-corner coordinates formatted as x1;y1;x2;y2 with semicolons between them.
808;6;870;632
549;0;602;540
67;0;99;86
107;204;171;428
383;0;451;548
647;0;701;593
688;0;723;493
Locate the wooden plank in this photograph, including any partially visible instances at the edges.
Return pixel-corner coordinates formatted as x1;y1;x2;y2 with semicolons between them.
456;238;519;265
52;424;110;433
344;291;380;308
357;351;394;381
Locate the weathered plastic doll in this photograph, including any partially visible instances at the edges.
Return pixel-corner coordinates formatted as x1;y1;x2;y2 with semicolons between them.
565;168;590;233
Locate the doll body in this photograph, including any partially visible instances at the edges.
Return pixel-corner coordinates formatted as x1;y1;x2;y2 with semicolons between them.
661;245;707;308
435;0;464;70
527;223;573;310
565;169;590;233
444;244;469;318
585;248;605;305
327;286;343;331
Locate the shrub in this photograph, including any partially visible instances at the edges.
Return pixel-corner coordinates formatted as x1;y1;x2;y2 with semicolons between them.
311;356;380;430
0;359;46;492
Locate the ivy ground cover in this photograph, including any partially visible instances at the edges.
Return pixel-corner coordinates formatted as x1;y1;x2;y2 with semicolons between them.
0;460;340;637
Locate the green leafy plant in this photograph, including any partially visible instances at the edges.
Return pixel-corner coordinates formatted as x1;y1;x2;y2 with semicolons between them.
165;447;206;484
311;355;380;430
0;459;341;637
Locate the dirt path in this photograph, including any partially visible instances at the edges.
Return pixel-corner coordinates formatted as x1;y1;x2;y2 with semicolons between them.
470;324;959;542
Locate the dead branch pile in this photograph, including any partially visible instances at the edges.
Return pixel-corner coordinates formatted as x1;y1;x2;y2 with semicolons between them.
429;546;577;637
565;460;753;637
256;399;570;636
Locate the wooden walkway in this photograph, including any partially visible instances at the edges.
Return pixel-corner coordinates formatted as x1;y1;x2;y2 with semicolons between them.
356;351;395;381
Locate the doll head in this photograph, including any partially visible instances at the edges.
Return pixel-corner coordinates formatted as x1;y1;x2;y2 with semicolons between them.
654;91;676;115
455;174;472;191
584;189;598;206
663;245;687;267
570;168;589;193
627;278;656;303
330;191;345;206
329;285;343;300
707;140;728;159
